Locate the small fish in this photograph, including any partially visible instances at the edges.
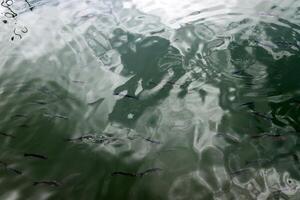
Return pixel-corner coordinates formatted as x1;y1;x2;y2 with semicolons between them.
2;20;8;24
33;180;61;187
232;69;244;75
150;28;165;35
245;159;272;166
0;160;8;168
138;168;163;177
11;114;27;119
71;80;85;84
53;114;68;120
229;168;251;178
292;154;299;163
32;100;48;105
111;171;137;177
24;153;48;160
24;0;34;11
269;190;289;200
215;133;240;144
251;111;273;121
87;98;104;106
18;124;29;128
0;132;15;138
7;167;22;175
44;113;68;120
250;133;285;140
65;135;95;142
291;98;300;103
148;80;178;87
239;102;255;110
112;168;162;177
113;92;139;100
0;160;22;175
143;137;161;145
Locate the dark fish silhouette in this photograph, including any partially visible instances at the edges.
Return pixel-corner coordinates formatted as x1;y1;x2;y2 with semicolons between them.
24;153;48;160
32;100;48;105
215;133;240;144
229;168;250;178
250;133;286;140
24;0;34;11
65;135;95;142
239;102;255;110
269;190;289;200
0;132;15;138
43;113;68;120
33;180;61;187
139;168;163;177
2;20;7;24
0;160;8;168
142;137;161;145
245;159;272;166
7;167;22;175
111;171;137;177
11;114;27;119
113;92;139;100
71;80;85;84
112;168;163;177
0;160;22;175
251;111;273;121
148;80;178;87
150;28;165;35
18;124;29;128
87;98;104;106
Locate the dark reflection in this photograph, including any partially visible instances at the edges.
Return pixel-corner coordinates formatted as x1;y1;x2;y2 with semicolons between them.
0;79;91;199
108;28;185;127
215;19;300;185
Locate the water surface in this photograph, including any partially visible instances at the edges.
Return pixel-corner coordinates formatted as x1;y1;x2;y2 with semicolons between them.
1;0;300;199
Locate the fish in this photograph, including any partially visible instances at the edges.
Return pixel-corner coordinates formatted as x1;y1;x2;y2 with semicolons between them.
0;160;22;175
7;167;22;175
53;114;68;119
33;180;61;187
269;190;289;200
113;92;139;100
0;160;8;168
229;168;251;178
18;124;29;128
71;80;85;84
142;137;161;145
251;111;273;121
64;135;95;142
250;133;286;140
24;153;48;160
43;113;68;120
111;171;137;177
138;168;163;177
112;168;163;177
0;132;15;138
24;0;34;11
239;102;255;110
32;100;48;105
215;133;240;144
150;28;165;35
245;159;272;166
11;114;27;119
87;98;104;106
149;80;179;86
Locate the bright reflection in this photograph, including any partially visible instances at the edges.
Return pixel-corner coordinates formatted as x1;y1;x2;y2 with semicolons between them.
128;0;238;27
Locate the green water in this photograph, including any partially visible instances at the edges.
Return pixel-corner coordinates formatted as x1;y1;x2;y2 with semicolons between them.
1;0;300;199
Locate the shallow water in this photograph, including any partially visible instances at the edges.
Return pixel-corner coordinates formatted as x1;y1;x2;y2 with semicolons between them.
1;0;300;199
